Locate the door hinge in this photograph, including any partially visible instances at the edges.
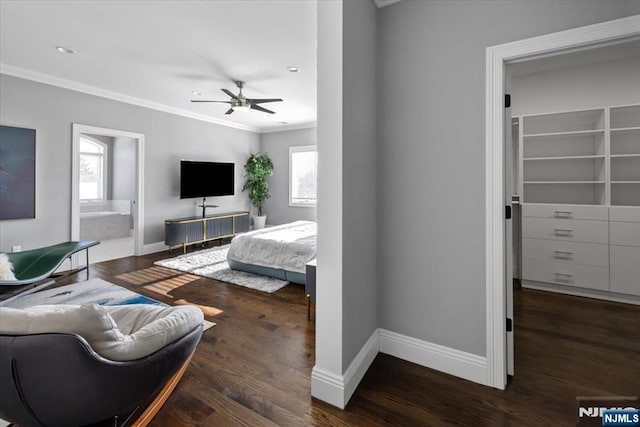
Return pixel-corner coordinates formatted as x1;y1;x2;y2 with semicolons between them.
506;205;512;220
506;318;513;332
505;94;511;108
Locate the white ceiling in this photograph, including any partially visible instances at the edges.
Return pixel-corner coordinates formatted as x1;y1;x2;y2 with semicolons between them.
0;0;318;133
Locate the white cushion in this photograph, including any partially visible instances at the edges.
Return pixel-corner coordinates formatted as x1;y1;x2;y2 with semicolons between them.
0;253;17;281
0;303;203;361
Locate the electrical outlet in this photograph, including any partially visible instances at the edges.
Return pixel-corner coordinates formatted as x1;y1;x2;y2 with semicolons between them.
11;245;21;252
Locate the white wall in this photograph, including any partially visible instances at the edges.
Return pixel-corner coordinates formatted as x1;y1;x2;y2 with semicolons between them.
313;0;378;408
0;74;259;252
511;55;640;115
377;0;640;357
260;128;317;225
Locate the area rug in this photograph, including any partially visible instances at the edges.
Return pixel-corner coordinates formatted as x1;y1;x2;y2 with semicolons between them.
2;278;215;330
154;245;289;294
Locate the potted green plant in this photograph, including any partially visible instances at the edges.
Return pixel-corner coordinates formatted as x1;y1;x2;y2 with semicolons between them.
242;152;274;229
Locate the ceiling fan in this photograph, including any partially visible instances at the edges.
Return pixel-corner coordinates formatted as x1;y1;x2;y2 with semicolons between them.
191;80;283;115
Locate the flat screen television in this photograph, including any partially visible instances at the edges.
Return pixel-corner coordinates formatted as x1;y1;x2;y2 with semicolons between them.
180;160;235;199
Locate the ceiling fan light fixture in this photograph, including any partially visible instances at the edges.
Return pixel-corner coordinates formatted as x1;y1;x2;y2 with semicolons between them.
232;104;250;112
55;46;75;54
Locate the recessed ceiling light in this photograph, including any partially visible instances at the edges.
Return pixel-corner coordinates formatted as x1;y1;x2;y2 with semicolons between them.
287;66;300;73
55;46;75;54
192;91;202;96
277;121;288;125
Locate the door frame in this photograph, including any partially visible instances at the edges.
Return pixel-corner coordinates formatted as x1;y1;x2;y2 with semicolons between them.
71;124;145;264
484;15;640;389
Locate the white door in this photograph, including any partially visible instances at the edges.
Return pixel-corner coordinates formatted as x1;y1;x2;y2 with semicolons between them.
504;72;515;377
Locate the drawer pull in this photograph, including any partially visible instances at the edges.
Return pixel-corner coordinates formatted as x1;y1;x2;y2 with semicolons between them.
554;273;574;283
553;250;574;260
554;211;573;219
554;228;574;237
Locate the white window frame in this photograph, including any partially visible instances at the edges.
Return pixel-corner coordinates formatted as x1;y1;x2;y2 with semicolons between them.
79;136;108;204
289;145;317;207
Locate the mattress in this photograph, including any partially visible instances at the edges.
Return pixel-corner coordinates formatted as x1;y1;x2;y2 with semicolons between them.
227;221;316;279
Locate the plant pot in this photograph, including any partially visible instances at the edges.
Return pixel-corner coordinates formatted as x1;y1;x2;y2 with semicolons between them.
252;215;267;230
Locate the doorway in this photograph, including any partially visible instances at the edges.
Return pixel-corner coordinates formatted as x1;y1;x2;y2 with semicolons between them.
484;15;640;389
71;124;145;265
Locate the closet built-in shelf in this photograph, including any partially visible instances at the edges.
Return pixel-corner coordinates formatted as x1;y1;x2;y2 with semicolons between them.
611;154;640;158
611;126;640;132
523;155;605;161
523;129;605;139
612;181;640;184
524;181;605;184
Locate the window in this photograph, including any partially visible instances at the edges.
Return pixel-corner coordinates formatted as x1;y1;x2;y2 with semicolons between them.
79;137;107;202
289;145;317;207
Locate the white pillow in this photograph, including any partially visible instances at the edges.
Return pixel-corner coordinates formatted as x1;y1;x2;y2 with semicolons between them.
0;303;203;361
0;253;17;281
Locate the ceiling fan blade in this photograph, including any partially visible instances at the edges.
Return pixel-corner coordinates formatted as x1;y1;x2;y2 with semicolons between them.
251;104;276;114
222;88;239;99
225;108;234;115
191;100;232;103
248;98;283;104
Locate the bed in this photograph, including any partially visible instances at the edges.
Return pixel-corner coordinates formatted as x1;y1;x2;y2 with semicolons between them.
227;221;316;285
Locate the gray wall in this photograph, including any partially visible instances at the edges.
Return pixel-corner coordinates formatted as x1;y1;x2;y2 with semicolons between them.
342;0;378;371
112;136;137;202
260;127;317;225
511;55;640;116
0;74;259;251
377;1;640;356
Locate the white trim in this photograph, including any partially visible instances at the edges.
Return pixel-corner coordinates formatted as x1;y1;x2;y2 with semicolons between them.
260;122;317;134
142;241;168;255
485;15;640;389
379;329;487;386
311;328;379;409
0;64;259;133
343;328;379;405
311;367;345;408
72;124;145;262
522;280;640;306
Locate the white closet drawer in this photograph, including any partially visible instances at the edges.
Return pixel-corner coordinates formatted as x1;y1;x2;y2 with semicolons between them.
610;245;640;296
610;221;640;247
522;238;608;267
522;258;609;291
523;204;608;221
610;206;640;223
522;217;608;244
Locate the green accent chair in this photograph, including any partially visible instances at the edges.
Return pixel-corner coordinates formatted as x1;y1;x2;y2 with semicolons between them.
1;241;99;286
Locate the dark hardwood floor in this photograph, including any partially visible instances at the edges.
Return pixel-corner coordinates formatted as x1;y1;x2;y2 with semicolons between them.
56;255;640;426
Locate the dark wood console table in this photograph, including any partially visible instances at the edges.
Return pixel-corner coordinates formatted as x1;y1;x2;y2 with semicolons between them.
165;211;249;253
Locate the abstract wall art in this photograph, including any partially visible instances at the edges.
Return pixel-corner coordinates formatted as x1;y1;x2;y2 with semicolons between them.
0;125;36;220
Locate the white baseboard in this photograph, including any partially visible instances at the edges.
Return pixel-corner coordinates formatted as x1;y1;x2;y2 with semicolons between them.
379;329;487;386
343;328;379;404
141;241;168;255
311;328;379;409
522;280;640;306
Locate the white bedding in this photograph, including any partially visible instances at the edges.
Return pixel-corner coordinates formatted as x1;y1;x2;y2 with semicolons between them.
227;221;316;274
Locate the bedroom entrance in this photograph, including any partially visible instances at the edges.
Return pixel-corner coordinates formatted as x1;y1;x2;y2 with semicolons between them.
71;124;145;264
485;16;640;389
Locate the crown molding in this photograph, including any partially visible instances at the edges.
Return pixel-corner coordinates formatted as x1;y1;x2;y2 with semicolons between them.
0;63;261;133
372;0;404;8
260;122;317;134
